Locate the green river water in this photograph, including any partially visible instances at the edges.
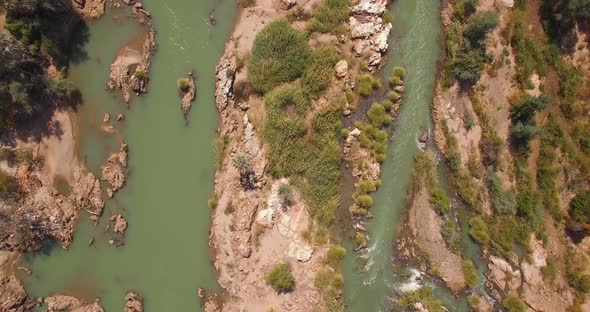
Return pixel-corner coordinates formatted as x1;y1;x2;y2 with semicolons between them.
22;1;236;311
342;0;442;310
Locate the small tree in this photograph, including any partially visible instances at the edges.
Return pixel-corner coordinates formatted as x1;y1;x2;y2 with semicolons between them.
177;78;190;92
278;183;294;209
570;191;590;223
232;152;255;190
266;262;295;293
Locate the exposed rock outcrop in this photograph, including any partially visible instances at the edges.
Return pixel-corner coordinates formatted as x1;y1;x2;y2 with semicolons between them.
45;295;104;312
101;144;128;198
106;4;156;104
123;291;143;312
71;0;106;19
112;214;128;234
179;72;196;116
349;0;392;70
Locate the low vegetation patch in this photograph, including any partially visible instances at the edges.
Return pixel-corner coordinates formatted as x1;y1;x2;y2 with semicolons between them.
248;20;312;93
266;262;295;293
461;260;479;288
307;0;349;34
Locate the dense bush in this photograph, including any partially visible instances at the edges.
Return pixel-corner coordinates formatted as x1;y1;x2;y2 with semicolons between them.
487;173;516;215
264;88;343;225
0;170;19;199
509;95;550;151
469;216;490;245
461;260;479;288
502;295;526;312
570;191;590;223
451;42;489;84
367;103;392;128
541;0;590;42
568;268;590;293
398;288;445;312
248;20;312;93
314;270;344;311
266;262;295;293
2;0;88;66
307;0;349;34
0;34;75;132
463;11;499;46
430;187;451;215
301;47;338;98
358;74;382;96
324;244;346;267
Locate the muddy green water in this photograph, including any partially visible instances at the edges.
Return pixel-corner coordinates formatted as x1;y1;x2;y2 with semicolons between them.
342;0;442;310
22;1;236;311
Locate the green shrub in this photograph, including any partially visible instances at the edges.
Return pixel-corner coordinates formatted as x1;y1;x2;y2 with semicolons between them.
451;44;489;84
0;170;18;199
382;99;393;112
502;295;526;312
248;20;312;93
388;75;402;87
509;95;550;151
469;216;490;245
224;201;235;215
464;11;499;46
354;232;366;246
278;183;294;208
307;0;349;34
442;220;462;253
461;260;479;288
568;268;590;293
177;78;190;92
355;194;374;208
367;104;392;128
387;91;400;101
314;270;345;311
430;187;451;215
358;74;381;96
398;288;445;312
266;262;295;293
570;191;590;223
302;46;339;98
392;66;406;79
340;128;350;139
487;173;516;215
208;192;219;209
324;244;346;267
357;180;375;194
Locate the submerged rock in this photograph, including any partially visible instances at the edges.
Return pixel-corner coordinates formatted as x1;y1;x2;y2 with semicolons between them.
113;215;128;234
45;295;104;312
123;292;143;312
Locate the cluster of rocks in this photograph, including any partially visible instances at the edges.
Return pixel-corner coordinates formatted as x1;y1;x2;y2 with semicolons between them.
101;144;128;198
45;295;104;312
0;157;104;252
72;0;106;19
349;0;392;71
179;72;196;117
106;2;156;103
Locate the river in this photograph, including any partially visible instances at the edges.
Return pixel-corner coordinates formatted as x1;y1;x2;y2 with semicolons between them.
21;1;236;311
342;0;442;310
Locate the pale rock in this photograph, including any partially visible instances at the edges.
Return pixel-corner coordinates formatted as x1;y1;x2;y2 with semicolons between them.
498;0;514;7
103;114;110;123
287;241;313;262
280;0;297;10
334;60;349;78
353;40;370;56
373;23;392;52
123;292;143;312
368;52;381;67
349;16;382;39
113;215;128;233
351;0;388;14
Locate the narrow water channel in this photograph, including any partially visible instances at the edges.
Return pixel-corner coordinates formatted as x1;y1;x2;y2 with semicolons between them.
21;1;236;311
342;0;441;309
